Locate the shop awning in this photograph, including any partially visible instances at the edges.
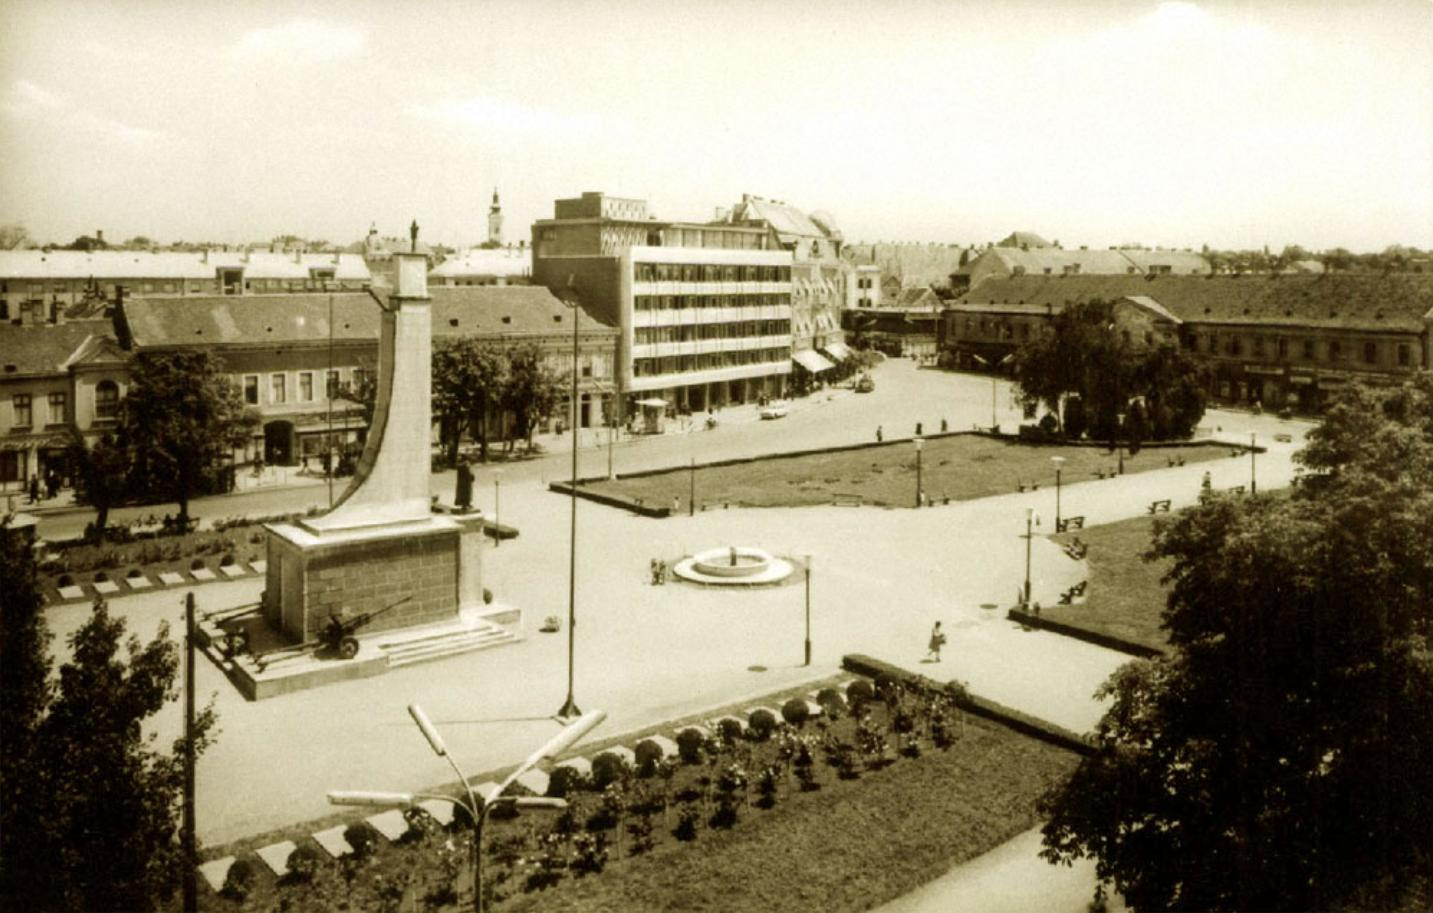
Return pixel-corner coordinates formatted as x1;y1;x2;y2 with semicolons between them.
792;349;835;373
634;398;668;408
822;341;853;361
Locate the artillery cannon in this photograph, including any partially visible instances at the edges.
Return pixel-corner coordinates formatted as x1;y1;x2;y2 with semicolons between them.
248;595;413;671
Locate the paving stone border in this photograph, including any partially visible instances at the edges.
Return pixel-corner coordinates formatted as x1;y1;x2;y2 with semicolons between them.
254;840;297;878
197;856;235;894
312;825;354;859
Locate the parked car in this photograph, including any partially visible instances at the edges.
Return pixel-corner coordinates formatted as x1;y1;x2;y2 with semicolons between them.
855;375;875;393
760;404;789;420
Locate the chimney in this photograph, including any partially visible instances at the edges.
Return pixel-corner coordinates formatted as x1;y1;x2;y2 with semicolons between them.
96;229;104;245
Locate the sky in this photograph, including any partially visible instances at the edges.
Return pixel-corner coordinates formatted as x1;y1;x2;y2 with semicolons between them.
1;0;1430;252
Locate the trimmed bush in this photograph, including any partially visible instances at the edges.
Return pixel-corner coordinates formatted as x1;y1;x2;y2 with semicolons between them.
546;765;590;798
781;697;811;728
57;573;74;588
93;571;108;583
591;751;632;790
190;558;206;571
816;687;847;718
675;727;708;764
715;716;746;744
846;679;876;708
747;708;779;740
126;567;143;579
283;843;325;885
343;822;378;859
634;739;668;776
219;553;236;567
221;857;257;900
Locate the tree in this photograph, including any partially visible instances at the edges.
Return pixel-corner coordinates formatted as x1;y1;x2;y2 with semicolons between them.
1;529;218;911
65;432;129;540
0;223;30;250
499;342;564;451
334;360;378;429
1039;373;1433;911
432;339;506;464
119;351;257;526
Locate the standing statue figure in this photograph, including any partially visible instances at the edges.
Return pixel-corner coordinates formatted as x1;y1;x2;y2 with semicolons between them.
455;460;474;511
409;219;419;253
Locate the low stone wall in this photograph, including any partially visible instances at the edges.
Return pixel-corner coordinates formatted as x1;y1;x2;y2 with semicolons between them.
842;653;1096;756
1006;608;1165;659
547;482;673;518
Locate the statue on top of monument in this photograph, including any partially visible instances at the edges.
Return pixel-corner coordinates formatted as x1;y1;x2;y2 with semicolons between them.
409;219;419;253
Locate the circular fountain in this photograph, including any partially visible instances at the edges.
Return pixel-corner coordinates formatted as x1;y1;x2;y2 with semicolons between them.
672;546;795;586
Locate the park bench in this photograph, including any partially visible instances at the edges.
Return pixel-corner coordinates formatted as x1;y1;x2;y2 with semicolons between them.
1166;456;1187;467
1057;580;1088;605
1056;515;1085;533
1274;433;1293;443
1063;537;1088;560
1148;499;1172;514
1016;481;1040;492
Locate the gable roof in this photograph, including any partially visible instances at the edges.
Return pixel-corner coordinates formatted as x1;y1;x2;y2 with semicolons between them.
997;231;1052;249
844;243;979;288
429;248;532;279
0;250;371;282
121;286;616;350
0;320;115;378
952;274;1433;331
728;196;834;243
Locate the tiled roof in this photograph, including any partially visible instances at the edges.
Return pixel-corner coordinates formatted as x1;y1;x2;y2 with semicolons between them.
997;231;1052;249
0;250;371;282
843;243;978;288
0;320;115;377
952;274;1433;331
729;196;832;242
983;247;1147;276
1116;249;1213;274
122;286;616;350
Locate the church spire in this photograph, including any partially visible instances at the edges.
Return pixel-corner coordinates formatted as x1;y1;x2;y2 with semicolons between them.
487;188;504;247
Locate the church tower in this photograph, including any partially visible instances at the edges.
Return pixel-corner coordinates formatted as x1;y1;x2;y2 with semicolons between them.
487;188;503;247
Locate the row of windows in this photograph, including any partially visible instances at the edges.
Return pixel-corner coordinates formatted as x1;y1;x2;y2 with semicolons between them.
241;369;364;406
633;347;790;377
634;320;790;344
634;294;788;312
9;392;63;426
1196;334;1413;366
4;275;354;297
634;263;791;283
960;318;1037;341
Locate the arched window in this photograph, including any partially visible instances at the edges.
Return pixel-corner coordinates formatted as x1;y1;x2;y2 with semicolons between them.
95;380;119;420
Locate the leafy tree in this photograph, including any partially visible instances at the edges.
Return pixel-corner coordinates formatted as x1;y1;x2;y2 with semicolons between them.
0;223;30;250
119;351;258;526
1039;373;1433;911
65;431;129;540
0;528;219;910
432;338;506;464
500;342;565;451
335;359;378;429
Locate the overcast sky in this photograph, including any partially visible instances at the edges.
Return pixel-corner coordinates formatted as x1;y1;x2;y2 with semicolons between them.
1;0;1429;252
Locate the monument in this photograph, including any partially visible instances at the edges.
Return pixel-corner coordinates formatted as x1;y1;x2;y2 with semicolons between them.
211;252;519;698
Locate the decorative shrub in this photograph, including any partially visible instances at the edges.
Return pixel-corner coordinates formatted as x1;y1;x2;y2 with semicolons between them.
126;568;143;579
483;587;493;604
546;765;590;799
283;843;325;885
591;751;632;790
57;574;74;587
816;687;847;719
626;812;655;855
93;571;108;583
221;858;257;900
399;806;442;844
343;822;378;859
781;697;811;728
570;832;609;875
846;678;876;708
714;717;746;744
673;806;700;842
748;708;778;740
675;727;708;764
874;673;900;702
190;558;206;571
219;553;235;567
633;739;667;776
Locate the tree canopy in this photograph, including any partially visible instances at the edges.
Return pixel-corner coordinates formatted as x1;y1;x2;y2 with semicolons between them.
1039;372;1433;911
0;529;218;911
499;341;565;450
1012;300;1206;442
432;338;507;464
118;350;258;525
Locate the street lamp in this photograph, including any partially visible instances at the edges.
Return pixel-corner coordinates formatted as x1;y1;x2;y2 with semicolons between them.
1023;506;1036;608
1051;456;1065;530
1116;412;1126;475
492;468;502;548
1249;432;1257;495
689;456;696;517
558;291;583;720
330;706;605;913
913;437;925;508
802;554;813;666
971;352;1015;431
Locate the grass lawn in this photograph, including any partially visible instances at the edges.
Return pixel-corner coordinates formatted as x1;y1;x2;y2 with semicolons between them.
585;435;1234;511
1048;515;1172;652
195;675;1078;912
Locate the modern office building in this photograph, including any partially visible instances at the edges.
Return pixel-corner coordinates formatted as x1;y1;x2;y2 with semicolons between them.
532;192;795;417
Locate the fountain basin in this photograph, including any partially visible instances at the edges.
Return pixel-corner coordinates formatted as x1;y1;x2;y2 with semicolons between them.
673;547;794;586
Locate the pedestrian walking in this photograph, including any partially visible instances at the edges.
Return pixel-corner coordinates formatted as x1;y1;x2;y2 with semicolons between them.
876;425;883;442
28;474;39;504
940;418;948;433
915;422;923;436
926;621;946;662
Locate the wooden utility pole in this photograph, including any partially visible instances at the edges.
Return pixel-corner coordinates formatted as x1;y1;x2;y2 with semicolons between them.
182;591;197;912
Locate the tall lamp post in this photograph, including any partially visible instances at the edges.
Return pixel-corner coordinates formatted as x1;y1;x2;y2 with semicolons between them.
330;706;605;913
689;456;696;517
913;437;925;508
1051;455;1065;530
1249;432;1257;495
969;353;1013;430
491;468;502;548
558;294;583;720
1023;507;1036;608
802;554;813;666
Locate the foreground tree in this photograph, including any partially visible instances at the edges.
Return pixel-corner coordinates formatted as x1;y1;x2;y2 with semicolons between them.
1012;300;1206;440
0;531;218;911
432;338;506;464
119;351;258;526
65;431;129;540
500;342;565;451
1040;373;1433;911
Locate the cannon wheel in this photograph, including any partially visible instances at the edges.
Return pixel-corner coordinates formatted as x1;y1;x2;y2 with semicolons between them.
338;635;360;660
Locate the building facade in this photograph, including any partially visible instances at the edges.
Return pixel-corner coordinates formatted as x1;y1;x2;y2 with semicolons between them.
943;274;1433;411
532;192;795;415
0;249;371;321
119;286;619;465
955;246;1211;290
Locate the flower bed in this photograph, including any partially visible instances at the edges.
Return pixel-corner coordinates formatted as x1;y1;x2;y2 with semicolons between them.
196;675;1078;912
